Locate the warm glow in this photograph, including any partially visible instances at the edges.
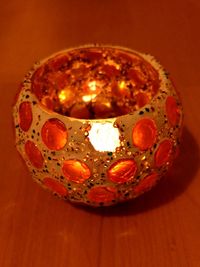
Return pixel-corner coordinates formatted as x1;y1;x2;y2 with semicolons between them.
88;80;97;91
108;159;137;184
82;94;97;102
62;159;91;183
58;90;67;102
88;122;120;152
119;81;126;89
82;81;98;102
41;118;67;150
58;88;74;104
106;60;120;69
132;118;157;150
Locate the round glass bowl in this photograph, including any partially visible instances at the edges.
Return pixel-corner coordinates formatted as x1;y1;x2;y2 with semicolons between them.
13;45;183;207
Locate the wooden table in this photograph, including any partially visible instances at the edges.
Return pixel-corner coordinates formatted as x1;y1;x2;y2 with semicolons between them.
0;0;200;266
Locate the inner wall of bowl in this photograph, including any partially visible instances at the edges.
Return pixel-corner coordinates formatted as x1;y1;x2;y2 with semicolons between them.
31;47;160;119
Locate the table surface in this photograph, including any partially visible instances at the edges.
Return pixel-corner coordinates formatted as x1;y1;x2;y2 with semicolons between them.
0;0;200;266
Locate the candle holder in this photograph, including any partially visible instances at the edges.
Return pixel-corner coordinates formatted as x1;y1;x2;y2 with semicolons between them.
13;45;183;207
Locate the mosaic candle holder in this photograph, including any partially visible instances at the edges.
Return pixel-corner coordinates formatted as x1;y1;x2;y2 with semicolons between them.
13;45;183;207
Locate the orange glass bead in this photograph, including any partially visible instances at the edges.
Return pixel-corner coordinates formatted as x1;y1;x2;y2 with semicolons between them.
41;118;67;150
166;96;180;126
154;139;173;167
43;177;68;196
133;173;158;195
19;101;33;132
88;186;117;204
62;159;91;183
132;118;157;150
25;140;44;169
107;159;137;184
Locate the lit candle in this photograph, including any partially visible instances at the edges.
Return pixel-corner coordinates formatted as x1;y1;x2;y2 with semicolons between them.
13;45;183;206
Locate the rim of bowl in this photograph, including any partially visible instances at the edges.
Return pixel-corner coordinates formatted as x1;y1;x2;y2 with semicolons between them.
19;44;171;123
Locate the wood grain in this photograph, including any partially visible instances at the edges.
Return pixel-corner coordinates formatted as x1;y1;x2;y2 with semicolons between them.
0;0;200;266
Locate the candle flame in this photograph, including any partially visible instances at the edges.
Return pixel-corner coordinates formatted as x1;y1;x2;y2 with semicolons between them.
88;122;120;152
